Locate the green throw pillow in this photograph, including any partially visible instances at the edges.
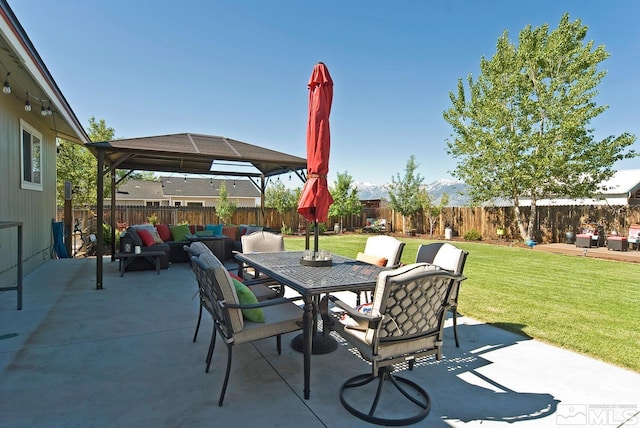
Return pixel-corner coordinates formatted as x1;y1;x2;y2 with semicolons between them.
232;279;265;323
169;224;191;241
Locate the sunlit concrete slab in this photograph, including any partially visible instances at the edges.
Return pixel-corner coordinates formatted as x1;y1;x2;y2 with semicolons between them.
1;257;638;427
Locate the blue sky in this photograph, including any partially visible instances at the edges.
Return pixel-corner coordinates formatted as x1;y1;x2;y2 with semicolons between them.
9;0;640;186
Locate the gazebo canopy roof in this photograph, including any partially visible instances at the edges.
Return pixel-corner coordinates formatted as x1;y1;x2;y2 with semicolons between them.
86;132;307;178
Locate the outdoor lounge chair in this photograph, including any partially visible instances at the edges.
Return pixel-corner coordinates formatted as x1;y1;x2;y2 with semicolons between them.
354;235;405;305
190;253;303;406
415;242;468;347
321;263;464;425
237;231;285;289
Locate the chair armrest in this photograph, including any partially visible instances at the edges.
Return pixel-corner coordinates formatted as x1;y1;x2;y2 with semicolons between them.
319;295;381;332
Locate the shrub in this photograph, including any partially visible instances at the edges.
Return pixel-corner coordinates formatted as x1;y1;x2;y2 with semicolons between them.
281;225;292;235
464;229;483;241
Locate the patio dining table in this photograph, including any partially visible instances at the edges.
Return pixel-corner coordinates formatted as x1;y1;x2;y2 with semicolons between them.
234;250;385;400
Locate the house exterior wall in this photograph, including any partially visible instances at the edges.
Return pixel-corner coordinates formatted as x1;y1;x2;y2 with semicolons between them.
1;94;58;285
109;196;257;207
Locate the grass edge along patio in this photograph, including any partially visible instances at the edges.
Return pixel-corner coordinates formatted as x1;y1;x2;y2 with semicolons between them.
282;234;640;373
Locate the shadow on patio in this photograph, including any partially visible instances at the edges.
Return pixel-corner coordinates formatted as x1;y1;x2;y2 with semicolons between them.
1;258;638;427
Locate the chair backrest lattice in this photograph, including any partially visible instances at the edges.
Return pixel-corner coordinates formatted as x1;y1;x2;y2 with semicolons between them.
415;243;468;305
368;264;458;345
377;273;452;342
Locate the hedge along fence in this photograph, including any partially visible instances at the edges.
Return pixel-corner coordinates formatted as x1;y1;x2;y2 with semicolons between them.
57;203;640;244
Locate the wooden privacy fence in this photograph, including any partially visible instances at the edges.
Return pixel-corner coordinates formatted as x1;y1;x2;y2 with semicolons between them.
57;204;640;244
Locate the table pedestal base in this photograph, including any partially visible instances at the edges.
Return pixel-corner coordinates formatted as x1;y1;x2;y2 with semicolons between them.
291;333;338;354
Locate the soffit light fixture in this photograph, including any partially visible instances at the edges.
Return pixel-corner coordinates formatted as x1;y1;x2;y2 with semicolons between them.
2;72;10;94
0;60;56;117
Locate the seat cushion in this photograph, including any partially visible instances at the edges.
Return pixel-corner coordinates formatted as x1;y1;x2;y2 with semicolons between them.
233;302;302;345
432;243;464;272
363;236;404;267
186;241;212;257
198;253;243;332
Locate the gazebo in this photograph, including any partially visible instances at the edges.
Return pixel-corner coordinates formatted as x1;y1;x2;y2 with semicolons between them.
86;133;308;289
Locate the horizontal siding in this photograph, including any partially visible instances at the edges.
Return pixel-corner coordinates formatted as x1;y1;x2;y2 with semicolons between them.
1;96;58;286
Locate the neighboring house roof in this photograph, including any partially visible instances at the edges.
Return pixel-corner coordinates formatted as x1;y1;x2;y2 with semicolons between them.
116;178;260;201
0;1;89;144
117;180;165;201
489;169;640;207
599;169;640;196
160;177;259;198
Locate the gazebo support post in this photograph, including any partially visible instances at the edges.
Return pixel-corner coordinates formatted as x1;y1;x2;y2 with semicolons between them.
96;150;104;290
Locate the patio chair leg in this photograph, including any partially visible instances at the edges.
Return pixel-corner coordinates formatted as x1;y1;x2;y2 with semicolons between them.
340;367;431;426
452;307;460;348
193;304;203;343
205;327;217;372
276;334;281;355
218;344;233;406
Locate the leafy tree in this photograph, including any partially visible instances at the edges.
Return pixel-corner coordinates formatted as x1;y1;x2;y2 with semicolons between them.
419;190;449;237
57;117;155;207
56;117;115;207
265;181;299;233
56;139;97;208
387;155;424;233
444;14;636;240
328;171;361;231
216;181;237;224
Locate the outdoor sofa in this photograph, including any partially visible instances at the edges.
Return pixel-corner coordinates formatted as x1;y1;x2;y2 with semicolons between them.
119;223;266;272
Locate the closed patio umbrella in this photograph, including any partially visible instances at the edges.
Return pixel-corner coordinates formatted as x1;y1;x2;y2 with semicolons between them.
297;62;334;254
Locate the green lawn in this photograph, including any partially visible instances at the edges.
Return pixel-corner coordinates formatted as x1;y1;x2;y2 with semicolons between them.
283;234;640;372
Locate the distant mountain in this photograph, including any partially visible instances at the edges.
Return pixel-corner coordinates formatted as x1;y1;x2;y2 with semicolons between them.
355;179;469;207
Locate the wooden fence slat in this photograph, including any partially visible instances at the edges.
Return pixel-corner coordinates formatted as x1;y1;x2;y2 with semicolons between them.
57;204;640;244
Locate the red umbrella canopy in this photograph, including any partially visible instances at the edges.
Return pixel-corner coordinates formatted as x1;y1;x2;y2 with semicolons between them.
297;62;334;222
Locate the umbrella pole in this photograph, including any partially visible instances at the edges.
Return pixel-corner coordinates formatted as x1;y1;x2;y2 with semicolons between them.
314;221;319;256
305;221;310;250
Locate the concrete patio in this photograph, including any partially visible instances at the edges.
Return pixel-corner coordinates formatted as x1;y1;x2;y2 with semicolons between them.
1;257;639;427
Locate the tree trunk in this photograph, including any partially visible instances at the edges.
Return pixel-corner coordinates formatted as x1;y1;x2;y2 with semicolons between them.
528;198;537;240
514;203;528;240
